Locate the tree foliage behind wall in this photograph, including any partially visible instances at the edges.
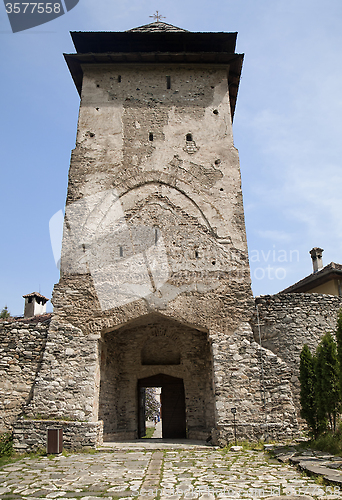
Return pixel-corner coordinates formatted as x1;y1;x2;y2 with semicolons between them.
300;344;319;437
300;310;342;437
0;306;10;319
336;310;342;401
315;332;339;433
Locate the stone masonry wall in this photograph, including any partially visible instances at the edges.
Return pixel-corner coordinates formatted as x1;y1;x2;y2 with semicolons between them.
9;318;104;452
211;322;298;445
13;420;103;453
22;319;101;422
0;319;49;433
250;293;342;415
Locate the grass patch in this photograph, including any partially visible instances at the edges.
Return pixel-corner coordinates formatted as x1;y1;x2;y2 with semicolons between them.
78;446;100;454
0;433;46;469
0;433;15;467
306;431;342;456
142;427;155;439
0;433;13;457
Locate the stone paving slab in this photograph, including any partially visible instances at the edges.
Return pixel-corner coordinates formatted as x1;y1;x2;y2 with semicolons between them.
272;444;342;488
99;440;213;451
0;445;340;499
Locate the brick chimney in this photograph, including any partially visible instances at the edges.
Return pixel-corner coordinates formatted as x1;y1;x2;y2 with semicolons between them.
309;247;324;274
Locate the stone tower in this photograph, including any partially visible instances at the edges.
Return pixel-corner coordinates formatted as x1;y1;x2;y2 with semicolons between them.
14;22;299;449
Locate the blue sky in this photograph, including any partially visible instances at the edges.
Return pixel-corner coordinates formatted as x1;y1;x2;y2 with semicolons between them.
1;0;342;315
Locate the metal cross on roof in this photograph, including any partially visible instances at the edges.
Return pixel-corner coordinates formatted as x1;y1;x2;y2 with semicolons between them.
149;11;166;22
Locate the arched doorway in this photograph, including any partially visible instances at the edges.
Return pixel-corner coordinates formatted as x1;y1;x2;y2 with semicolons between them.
99;315;215;441
138;374;186;439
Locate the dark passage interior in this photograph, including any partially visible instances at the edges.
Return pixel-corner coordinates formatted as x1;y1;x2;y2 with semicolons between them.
138;374;186;439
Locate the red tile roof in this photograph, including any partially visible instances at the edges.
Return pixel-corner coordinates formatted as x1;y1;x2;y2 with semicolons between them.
22;292;49;302
280;262;342;294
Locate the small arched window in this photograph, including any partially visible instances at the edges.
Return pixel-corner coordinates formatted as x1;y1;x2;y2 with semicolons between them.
186;133;193;142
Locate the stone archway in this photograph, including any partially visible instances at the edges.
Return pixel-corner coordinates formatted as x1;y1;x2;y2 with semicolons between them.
98;314;215;441
138;374;186;439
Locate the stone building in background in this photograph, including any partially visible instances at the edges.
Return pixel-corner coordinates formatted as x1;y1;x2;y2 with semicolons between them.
1;22;341;451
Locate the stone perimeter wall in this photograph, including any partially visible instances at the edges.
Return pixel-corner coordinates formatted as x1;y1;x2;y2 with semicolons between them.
23;320;101;422
0;320;49;433
0;318;104;452
211;322;298;445
13;420;103;453
250;293;342;415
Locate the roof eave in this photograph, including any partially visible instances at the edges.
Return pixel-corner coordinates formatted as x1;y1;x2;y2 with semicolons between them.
280;269;342;294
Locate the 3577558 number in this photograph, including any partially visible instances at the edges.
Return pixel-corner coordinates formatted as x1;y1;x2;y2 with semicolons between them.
5;3;61;13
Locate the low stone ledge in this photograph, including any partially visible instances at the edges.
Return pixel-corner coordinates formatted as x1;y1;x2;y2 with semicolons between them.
13;419;103;452
272;446;342;487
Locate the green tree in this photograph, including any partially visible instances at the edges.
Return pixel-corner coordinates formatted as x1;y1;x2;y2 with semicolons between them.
0;306;10;319
315;332;340;433
145;388;160;421
335;309;342;400
299;344;320;437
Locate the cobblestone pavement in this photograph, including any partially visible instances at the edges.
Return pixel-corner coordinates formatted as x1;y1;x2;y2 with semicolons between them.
0;445;341;499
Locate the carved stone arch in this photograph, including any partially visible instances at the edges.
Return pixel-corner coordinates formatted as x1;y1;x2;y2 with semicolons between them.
100;312;208;335
119;180;214;234
115;174;232;243
125;194;213;237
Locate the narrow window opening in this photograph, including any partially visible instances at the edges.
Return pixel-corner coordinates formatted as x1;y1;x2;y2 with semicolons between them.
155;228;159;245
149;133;154;141
118;75;121;83
166;76;171;89
120;246;123;257
186;133;192;142
213;109;219;115
195;250;199;259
